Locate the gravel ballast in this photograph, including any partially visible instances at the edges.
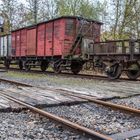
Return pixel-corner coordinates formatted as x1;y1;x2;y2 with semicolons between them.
0;111;86;140
0;82;17;89
111;95;140;109
44;103;140;136
0;71;140;139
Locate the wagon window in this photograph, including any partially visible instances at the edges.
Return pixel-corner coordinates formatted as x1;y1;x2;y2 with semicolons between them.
65;19;75;36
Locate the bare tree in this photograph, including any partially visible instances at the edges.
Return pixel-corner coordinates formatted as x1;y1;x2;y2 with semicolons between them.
134;1;140;38
56;0;105;20
104;0;140;39
0;0;18;33
14;3;29;28
39;0;57;21
26;0;41;24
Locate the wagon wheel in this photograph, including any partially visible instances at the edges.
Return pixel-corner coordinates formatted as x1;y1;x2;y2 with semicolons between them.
53;64;61;74
24;61;31;71
19;61;23;70
40;61;49;72
4;60;10;69
106;63;122;80
71;61;83;75
126;63;140;80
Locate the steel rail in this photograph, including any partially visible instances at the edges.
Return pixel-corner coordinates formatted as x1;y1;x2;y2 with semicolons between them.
0;78;140;115
61;92;140;115
0;78;32;87
0;91;112;140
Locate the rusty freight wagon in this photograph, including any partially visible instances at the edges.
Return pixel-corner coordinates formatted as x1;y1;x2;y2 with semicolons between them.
1;16;140;80
10;16;102;72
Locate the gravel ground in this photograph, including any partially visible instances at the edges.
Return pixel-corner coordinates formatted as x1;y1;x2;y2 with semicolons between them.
0;111;87;140
0;71;140;98
0;71;140;139
111;95;140;109
0;82;17;89
44;103;140;136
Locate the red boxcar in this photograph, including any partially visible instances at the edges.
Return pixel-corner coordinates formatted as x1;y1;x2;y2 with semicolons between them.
12;16;102;58
11;16;102;72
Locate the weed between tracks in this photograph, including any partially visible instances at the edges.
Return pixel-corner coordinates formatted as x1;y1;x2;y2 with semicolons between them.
5;71;45;79
5;71;98;86
1;71;140;99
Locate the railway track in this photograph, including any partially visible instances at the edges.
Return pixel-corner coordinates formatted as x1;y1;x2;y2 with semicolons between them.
0;66;139;82
0;77;140;115
0;78;140;139
0;90;112;140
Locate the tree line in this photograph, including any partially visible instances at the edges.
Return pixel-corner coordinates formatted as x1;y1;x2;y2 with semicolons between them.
0;0;140;40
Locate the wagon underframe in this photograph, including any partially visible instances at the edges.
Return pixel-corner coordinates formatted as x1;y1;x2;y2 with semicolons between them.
86;53;140;80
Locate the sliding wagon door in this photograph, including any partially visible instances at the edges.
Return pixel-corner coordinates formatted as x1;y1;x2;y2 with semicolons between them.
45;22;53;56
37;24;45;56
21;29;27;57
27;28;37;56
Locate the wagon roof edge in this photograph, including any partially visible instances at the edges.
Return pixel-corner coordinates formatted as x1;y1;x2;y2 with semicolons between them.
12;16;103;32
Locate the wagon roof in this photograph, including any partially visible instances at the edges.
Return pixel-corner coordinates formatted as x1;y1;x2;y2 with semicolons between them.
12;16;103;32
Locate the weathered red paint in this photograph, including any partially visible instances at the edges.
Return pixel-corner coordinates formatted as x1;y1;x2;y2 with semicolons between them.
37;24;45;56
63;18;76;56
26;28;36;56
12;16;102;58
45;22;53;56
53;19;65;56
20;29;27;56
15;31;21;57
11;32;16;56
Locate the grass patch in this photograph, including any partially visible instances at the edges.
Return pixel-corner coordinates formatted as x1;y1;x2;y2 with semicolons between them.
5;71;45;79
